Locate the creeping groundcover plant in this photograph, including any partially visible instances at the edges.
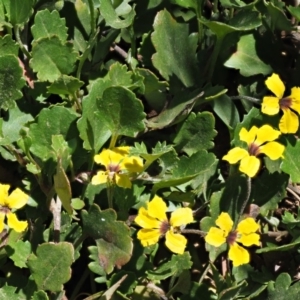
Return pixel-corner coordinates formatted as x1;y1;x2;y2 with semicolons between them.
2;1;300;299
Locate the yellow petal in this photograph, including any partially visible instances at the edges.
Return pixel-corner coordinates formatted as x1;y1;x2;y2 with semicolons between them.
0;213;5;232
237;232;260;247
0;184;10;206
147;195;167;222
222;147;249;164
135;207;161;229
216;212;233;233
94;149;124;167
137;228;161;246
259;141;285;160
228;243;250;267
237;218;259;235
205;227;227;247
165;230;187;254
112;146;130;156
265;73;285;99
255;125;281;145
239;155;260;177
170;207;193;227
7;212;28;232
290;87;300;113
7;188;28;209
261;97;280;115
120;156;144;173
91;171;108;185
279;109;299;134
115;173;131;188
239;126;258;145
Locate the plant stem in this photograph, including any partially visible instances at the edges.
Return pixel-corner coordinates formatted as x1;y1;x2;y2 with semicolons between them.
87;0;95;35
206;36;223;81
69;267;90;300
14;25;31;58
107;183;114;208
181;229;207;236
198;262;210;284
238;176;252;222
230;95;261;103
108;134;118;149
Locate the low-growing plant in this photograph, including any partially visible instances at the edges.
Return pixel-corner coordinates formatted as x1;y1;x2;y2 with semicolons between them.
1;0;300;299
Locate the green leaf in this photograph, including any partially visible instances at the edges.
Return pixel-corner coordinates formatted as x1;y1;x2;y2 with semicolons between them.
2;0;33;25
131;141;173;168
28;106;79;161
109;271;136;295
0;55;25;110
27;242;74;292
147;90;204;129
252;171;288;215
211;94;240;129
136;68;168;112
31;9;68;43
30;36;78;82
180;281;215;300
77;78;112;152
53;158;73;215
265;1;293;31
82;204;133;274
0;284;24;300
151;9;199;87
6;240;31;268
99;0;136;29
173;112;217;156
281;139;300;183
0;35;18;56
1;105;34;144
96;86;145;137
153;150;217;192
267;273;300;298
224;33;272;76
147;252;192;280
287;6;300;22
32;290;49;300
47;75;84;95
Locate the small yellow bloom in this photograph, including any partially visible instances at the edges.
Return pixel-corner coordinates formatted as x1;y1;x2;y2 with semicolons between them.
223;125;284;177
0;184;28;232
262;73;300;133
205;212;260;267
135;195;193;254
91;146;143;188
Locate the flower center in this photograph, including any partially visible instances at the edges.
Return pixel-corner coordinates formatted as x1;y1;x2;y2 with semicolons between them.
226;230;238;246
279;97;292;110
0;206;10;214
248;142;260;156
159;220;170;235
107;163;121;180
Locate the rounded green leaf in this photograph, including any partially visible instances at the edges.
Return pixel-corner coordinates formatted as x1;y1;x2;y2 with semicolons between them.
0;55;25;110
96;86;145;137
31;9;68;43
30;36;78;82
224;33;272;76
28;106;79;161
173;112;217;156
281;138;300;183
82;204;133;274
2;0;33;25
27;242;74;292
152;9;199;87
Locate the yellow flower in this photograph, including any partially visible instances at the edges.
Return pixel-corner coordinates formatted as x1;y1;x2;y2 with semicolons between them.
205;212;260;267
135;195;193;254
0;184;28;232
262;73;300;133
223;125;284;177
91;146;143;188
